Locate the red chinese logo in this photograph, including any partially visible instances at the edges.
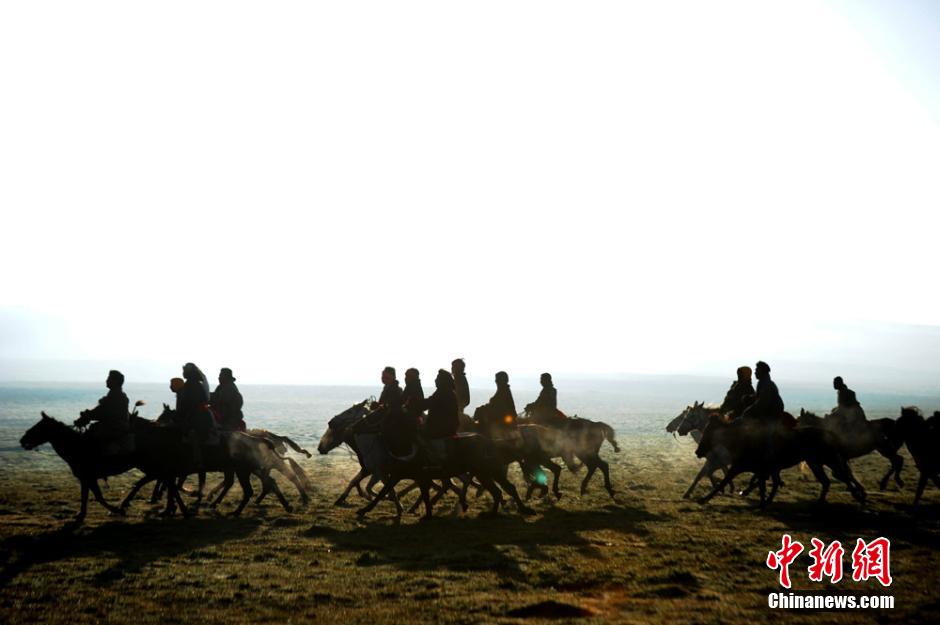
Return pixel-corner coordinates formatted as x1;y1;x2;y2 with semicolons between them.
807;538;844;583
766;535;892;588
851;537;892;587
766;534;804;589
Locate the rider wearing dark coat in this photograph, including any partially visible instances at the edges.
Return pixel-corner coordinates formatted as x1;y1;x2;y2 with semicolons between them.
526;373;566;427
740;361;784;423
424;370;459;439
383;368;422;456
452;358;470;412
834;376;860;409
75;370;130;447
179;363;214;443
720;366;755;419
210;368;245;431
474;371;518;437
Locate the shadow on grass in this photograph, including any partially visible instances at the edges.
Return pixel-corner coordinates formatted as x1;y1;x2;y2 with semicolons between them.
0;517;261;589
765;500;940;548
308;503;666;580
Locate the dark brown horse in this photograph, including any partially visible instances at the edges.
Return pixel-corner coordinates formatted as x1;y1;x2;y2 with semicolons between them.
20;413;133;522
356;433;537;522
895;407;940;508
797;409;904;490
695;414;866;508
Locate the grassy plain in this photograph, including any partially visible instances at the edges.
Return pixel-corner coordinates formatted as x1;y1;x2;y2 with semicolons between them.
1;435;938;625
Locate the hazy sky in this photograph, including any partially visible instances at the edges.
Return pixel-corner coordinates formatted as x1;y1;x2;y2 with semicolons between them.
2;1;939;385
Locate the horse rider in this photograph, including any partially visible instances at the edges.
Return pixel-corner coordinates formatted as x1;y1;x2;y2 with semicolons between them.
720;366;754;419
829;376;866;430
525;372;567;427
421;369;460;465
382;367;422;458
452;358;470;413
474;371;519;439
210;368;245;431
739;361;787;454
355;366;403;469
74;369;130;454
178;362;217;468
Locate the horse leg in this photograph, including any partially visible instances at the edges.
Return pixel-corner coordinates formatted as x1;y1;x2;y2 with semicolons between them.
766;472;782;504
808;462;831;503
75;482;90;522
120;475;156;511
829;460;866;504
880;453;904;490
698;467;742;504
542;459;562;500
459;477;472;512
262;473;293;513
357;478;400;517
149;481;164;504
389;481;404;518
419;479;433;521
493;471;535;515
89;480;124;516
365;473;382;498
740;475;761;498
174;487;191;518
231;471;254;517
597;458;615;498
757;474;767;509
913;472;928;508
335;469;367;506
579;460;598;496
684;463;711;499
275;461;310;506
476;476;503;515
211;471;235;508
205;478;225;502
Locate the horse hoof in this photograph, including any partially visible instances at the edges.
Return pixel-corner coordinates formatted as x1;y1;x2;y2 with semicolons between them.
355;508;368;517
519;506;536;516
554;492;562;500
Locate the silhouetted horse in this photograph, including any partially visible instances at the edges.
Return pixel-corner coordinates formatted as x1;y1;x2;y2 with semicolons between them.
317;400;403;514
797;409;904;490
20;413;133;522
669;402;735;498
695;414;866;508
515;414;621;498
118;409;304;515
356;432;536;521
895;407;940;507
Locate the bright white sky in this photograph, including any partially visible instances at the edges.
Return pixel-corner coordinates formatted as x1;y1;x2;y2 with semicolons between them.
2;1;939;385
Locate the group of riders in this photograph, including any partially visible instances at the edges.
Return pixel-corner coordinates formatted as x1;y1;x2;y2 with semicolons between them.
715;360;867;429
74;363;246;458
74;358;572;468
353;359;571;467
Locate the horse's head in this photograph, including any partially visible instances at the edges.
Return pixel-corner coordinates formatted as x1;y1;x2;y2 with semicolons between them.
694;412;728;459
318;399;371;455
678;401;710;436
156;403;175;424
666;406;691;435
896;406;924;437
20;412;65;450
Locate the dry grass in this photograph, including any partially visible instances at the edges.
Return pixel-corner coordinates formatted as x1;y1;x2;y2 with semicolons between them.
1;435;938;625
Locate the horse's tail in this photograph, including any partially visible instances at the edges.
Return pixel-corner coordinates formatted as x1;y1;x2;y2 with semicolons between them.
276;434;312;458
286;457;313;491
600;422;620;453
